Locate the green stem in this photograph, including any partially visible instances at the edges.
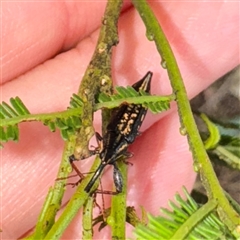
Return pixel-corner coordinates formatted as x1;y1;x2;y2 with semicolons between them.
44;157;101;240
0;108;82;126
33;187;54;239
28;135;78;239
82;196;94;240
108;161;128;239
132;0;239;231
0;94;173;128
95;94;175;110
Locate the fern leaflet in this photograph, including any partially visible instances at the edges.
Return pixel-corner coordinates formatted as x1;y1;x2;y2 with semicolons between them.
1;85;173;146
0;95;84;146
134;187;233;240
95;85;174;114
0;97;30;147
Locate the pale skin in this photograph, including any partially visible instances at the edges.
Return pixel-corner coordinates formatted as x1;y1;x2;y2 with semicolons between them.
1;2;239;239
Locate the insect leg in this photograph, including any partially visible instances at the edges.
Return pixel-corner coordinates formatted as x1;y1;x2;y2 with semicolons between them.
92;132;103;154
112;162;123;193
68;131;103;180
84;163;106;193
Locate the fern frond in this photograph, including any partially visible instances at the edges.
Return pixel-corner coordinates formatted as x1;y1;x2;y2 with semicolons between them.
134;187;233;240
43;94;83;140
0;97;30;147
0;95;84;146
95;85;174;114
69;93;84;109
0;97;30;118
1;88;172;146
43;115;82;141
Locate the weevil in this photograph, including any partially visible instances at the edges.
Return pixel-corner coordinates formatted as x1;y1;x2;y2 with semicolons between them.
83;71;152;193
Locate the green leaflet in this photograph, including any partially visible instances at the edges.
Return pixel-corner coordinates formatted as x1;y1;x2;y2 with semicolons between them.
1;86;173;146
134;187;232;240
0;95;83;146
96;85;174;114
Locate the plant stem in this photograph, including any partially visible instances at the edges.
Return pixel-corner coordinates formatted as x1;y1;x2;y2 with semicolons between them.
29;135;78;239
132;0;240;232
41;1;124;239
33;187;54;239
82;195;94;240
44;157;101;240
108;161;128;239
0;108;82;126
73;0;122;160
95;94;175;110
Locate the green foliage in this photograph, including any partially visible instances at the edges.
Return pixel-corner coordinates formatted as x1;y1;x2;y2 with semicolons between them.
213;123;240;169
1;87;172;147
43;94;83;140
200;113;221;150
199;113;240;170
96;85;173;114
219;135;240;158
0;95;84;146
2;1;240;239
0;97;30;147
134;188;233;240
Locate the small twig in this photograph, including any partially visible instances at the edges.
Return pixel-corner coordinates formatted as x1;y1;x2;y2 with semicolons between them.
73;0;122;160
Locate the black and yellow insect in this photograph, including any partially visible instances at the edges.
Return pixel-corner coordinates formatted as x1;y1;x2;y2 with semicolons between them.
84;71;152;193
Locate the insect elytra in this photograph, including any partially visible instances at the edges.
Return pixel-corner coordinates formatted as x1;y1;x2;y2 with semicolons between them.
84;71;152;193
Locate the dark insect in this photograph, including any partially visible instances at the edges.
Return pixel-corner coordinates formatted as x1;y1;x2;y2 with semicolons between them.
84;71;152;193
